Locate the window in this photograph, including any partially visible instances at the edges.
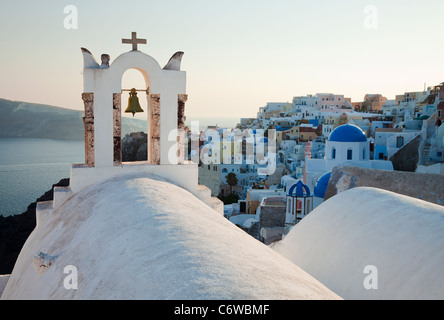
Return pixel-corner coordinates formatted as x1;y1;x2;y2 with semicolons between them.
379;152;384;160
332;148;336;159
347;149;353;160
396;136;404;148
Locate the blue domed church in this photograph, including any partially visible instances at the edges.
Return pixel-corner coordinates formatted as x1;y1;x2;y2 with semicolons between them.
326;124;370;165
305;124;393;199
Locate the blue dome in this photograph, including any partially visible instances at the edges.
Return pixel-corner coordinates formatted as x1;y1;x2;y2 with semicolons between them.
329;124;367;142
314;172;331;198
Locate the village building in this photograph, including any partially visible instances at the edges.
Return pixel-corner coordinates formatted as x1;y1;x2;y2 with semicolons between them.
304;123;393;189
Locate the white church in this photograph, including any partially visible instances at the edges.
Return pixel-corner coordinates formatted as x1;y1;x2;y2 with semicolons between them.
304;123;393;189
1;34;443;300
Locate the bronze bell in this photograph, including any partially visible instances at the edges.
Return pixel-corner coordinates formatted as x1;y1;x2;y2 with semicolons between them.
125;88;144;117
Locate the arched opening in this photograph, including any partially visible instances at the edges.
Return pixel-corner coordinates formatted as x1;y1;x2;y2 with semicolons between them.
119;69;150;164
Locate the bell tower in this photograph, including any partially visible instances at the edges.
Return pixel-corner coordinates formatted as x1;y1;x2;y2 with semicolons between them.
80;32;187;167
73;32;220;212
33;32;224;229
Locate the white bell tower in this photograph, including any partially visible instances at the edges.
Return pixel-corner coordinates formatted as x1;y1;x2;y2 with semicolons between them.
34;33;224;222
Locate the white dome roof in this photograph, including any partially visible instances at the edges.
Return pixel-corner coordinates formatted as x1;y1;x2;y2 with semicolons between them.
2;173;339;300
273;187;444;299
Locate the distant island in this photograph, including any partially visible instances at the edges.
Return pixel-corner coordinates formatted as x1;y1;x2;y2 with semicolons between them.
0;98;147;140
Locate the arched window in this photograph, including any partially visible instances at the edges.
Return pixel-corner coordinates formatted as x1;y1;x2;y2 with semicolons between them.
332;147;336;159
347;149;353;160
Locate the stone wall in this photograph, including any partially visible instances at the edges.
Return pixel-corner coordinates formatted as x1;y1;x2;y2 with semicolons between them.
260;206;286;229
82;93;94;167
258;206;287;245
177;94;188;164
325;165;444;205
113;93;122;165
150;94;161;165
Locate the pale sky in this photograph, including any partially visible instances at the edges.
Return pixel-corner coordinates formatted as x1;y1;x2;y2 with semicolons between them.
0;0;443;121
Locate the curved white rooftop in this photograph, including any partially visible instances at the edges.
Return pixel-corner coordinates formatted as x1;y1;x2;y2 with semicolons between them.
273;187;444;300
2;174;339;300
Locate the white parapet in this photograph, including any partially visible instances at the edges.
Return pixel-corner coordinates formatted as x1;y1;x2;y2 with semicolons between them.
196;185;224;215
0;275;10;299
196;185;212;203
36;201;53;228
53;186;73;210
209;197;224;215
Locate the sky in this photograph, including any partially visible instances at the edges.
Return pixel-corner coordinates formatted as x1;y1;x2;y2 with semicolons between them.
0;0;443;121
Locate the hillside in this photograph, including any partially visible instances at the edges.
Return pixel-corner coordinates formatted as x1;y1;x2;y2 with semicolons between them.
0;98;147;140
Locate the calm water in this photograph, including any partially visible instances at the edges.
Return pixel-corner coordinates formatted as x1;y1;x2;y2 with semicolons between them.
186;117;240;131
0;138;84;217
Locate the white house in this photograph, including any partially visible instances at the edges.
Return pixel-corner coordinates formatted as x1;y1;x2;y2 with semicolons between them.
374;129;420;160
322;124;334;138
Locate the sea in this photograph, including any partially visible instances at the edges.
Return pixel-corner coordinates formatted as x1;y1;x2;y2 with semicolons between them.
0;138;84;217
185;117;240;131
0;117;240;217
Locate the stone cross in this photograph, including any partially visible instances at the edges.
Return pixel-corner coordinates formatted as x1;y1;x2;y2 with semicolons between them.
122;32;147;51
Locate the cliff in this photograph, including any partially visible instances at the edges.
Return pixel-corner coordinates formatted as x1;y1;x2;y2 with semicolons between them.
0;178;69;274
122;132;148;162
